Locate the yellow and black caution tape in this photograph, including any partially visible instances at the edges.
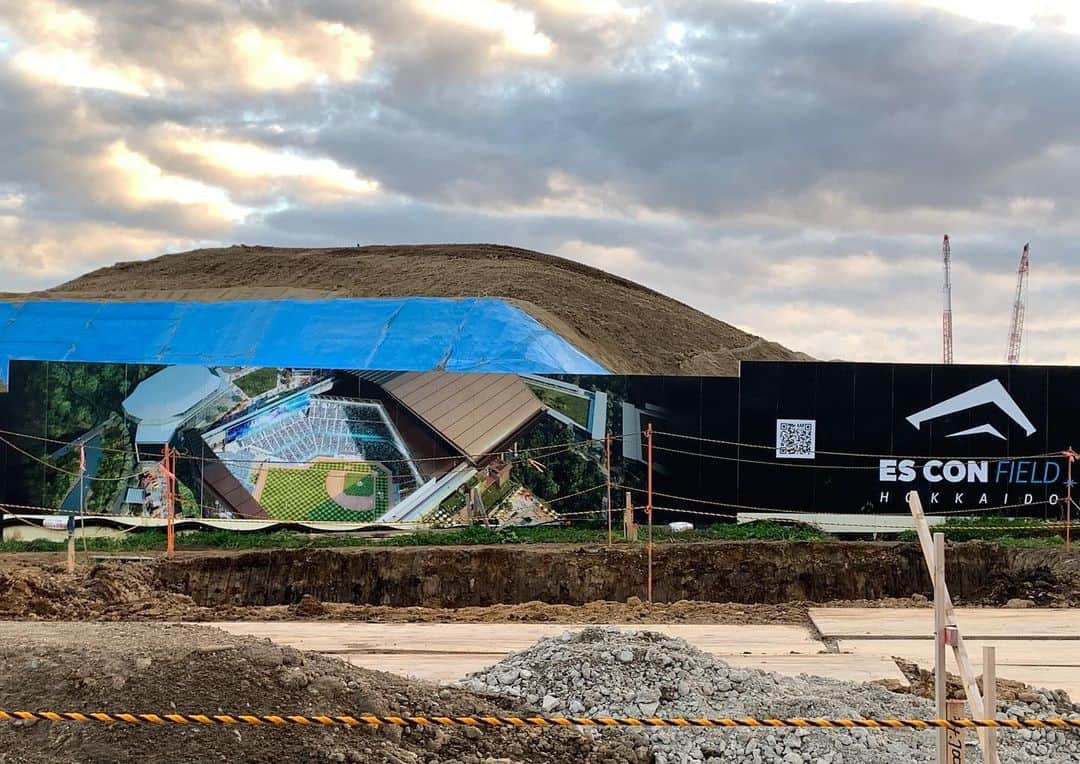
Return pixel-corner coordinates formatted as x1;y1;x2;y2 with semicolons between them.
2;711;1080;730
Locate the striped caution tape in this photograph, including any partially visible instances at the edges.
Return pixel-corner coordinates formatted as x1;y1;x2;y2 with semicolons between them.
2;711;1080;730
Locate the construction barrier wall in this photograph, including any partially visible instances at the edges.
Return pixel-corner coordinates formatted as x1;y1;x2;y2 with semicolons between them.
0;360;1076;523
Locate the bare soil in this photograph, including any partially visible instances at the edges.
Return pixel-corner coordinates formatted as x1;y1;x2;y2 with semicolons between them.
0;556;807;624
0;622;648;764
1;540;1076;624
8;243;810;375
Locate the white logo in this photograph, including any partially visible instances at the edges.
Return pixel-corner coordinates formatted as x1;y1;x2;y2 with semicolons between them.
906;380;1035;441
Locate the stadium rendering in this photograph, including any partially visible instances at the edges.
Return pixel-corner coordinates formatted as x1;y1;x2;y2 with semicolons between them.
200;384;420;523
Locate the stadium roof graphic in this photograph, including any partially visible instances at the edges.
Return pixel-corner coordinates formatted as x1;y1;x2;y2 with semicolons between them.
0;297;607;385
122;366;231;444
375;371;546;460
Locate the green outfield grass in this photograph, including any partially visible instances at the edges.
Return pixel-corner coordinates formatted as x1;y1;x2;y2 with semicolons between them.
257;461;388;522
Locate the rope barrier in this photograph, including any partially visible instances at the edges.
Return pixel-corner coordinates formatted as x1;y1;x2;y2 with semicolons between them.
1;710;1077;730
650;430;1061;463
615;484;1058;520
650;444;883;470
0;426;616;468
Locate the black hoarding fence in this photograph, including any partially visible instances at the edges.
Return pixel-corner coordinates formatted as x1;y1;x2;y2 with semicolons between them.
735;362;1080;520
2;360;1079;536
1;420;1075;526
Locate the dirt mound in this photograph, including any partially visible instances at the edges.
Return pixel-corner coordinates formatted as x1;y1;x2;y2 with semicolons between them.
0;623;645;763
19;243;808;375
0;561;196;620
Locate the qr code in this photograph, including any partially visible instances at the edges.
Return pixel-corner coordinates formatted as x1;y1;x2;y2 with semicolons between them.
776;419;815;459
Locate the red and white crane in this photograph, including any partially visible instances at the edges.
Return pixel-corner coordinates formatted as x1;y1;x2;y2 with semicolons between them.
1005;243;1030;364
941;234;954;364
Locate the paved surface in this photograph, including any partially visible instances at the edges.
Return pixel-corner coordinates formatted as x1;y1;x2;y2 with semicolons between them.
211;610;1080;697
209;622;822;655
809;607;1080;639
811;608;1080;699
210;622;908;686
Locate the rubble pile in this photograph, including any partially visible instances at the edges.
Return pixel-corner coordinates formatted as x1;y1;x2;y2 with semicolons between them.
463;627;1080;763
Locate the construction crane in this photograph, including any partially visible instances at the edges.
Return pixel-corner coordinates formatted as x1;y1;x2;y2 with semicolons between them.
1005;243;1030;364
941;234;954;364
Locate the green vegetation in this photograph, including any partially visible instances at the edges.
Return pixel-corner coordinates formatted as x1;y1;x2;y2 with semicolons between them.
258;462;387;521
177;482;200;518
0;521;827;553
3;517;1073;554
234;368;279;398
438;490;466;514
481;479;518;511
26;449;80;509
897;516;1066;546
85;422;133;514
13;362;160;441
529;385;591;428
512;418;605;512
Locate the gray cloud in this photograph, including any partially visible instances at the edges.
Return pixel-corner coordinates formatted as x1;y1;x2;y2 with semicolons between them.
0;0;1078;365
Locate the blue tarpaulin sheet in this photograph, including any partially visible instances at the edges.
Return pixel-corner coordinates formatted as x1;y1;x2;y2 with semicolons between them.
0;298;606;384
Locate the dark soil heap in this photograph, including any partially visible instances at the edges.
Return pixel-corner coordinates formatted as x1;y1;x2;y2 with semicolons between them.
0;623;646;764
13;243;809;375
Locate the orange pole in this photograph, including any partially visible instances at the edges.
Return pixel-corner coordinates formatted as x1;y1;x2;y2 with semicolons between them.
164;445;175;559
605;433;612;548
646;422;653;604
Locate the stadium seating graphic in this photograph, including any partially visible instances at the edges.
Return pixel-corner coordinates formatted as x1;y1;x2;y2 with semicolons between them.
214;397;422;521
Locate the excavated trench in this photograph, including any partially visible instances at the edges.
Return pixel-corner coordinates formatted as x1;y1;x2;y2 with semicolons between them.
155;541;1080;608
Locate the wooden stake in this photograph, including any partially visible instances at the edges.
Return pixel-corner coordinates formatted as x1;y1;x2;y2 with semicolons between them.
946;699;966;763
646;422;653;604
909;492;988;756
983;646;999;764
65;514;75;574
624;491;636;542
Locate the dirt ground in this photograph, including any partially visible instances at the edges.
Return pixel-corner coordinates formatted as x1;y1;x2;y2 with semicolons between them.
0;555;810;624
4;243;809;375
3;550;1068;626
0;622;649;764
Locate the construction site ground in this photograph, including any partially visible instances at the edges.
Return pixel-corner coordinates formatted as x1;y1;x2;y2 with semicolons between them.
1;539;1078;762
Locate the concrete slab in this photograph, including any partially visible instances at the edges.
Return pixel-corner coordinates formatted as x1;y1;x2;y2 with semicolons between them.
209;622;825;656
840;639;1080;668
810;608;1080;639
339;653;505;682
837;638;1080;699
206;622;914;687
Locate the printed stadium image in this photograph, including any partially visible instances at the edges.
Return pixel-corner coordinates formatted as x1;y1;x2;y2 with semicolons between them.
202;391;420;522
198;376;421;523
0;361;622;526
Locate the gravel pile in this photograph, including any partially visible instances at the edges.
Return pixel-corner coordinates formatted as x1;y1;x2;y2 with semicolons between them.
462;627;1080;764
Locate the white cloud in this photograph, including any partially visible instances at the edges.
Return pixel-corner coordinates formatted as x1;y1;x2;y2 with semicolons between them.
96;141;247;222
230;22;373;91
417;0;555;56
8;0;161;95
165;130;380;202
2;1;373;95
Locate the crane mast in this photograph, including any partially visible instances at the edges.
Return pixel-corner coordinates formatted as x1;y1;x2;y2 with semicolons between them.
941;234;954;364
1005;243;1030;364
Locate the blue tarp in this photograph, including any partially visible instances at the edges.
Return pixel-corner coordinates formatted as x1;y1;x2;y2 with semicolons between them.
0;298;607;383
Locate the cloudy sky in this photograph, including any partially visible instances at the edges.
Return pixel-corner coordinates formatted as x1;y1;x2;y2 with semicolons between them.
1;0;1078;364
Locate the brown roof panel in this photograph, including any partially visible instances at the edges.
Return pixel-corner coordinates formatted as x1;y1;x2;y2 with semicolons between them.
382;372;544;459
